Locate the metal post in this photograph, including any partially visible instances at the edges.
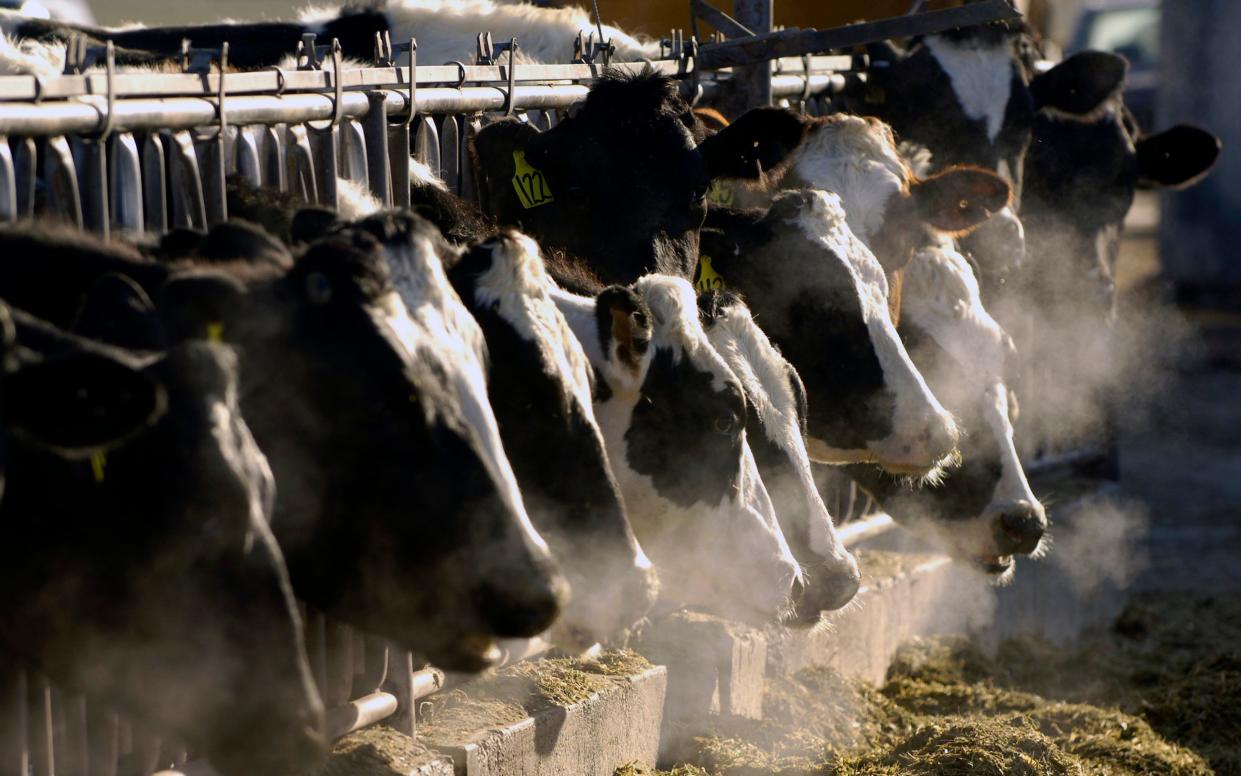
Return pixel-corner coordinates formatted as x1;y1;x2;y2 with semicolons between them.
0;139;15;222
729;0;773;114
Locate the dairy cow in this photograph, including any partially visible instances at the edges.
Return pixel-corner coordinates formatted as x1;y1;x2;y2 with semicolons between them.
0;306;325;776
700;190;960;477
697;290;861;618
846;235;1046;580
553;275;803;625
0;222;567;672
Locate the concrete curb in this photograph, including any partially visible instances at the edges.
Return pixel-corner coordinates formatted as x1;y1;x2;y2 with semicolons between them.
421;666;667;776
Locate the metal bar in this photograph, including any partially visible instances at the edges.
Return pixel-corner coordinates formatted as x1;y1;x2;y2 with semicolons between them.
439;115;461;193
325;692;399;741
234;126;262;188
12;137;36;218
165;130;207;230
0;138;14;221
459;116;481;202
341;120;369;186
307;126;340;208
262;125;286;192
356;636;389;694
28;676;51;776
112;132;144;233
61;694;87;776
698;0;1021;70
307;610;328;702
327;622;354;709
141;132;168;234
0;85;599;136
388;124;411;208
45;136;84;228
413;115;441;179
382;649;417;738
363;92;392;205
839;512;896;548
0;60;685;103
692;0;755;38
75;137;109;238
728;0;773;113
286;124;317;203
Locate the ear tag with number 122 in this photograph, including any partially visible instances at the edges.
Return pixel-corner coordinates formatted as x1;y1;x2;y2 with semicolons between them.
512;150;555;209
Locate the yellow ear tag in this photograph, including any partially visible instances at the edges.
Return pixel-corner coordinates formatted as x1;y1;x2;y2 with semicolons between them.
695;255;725;294
206;322;224;343
90;451;107;484
511;150;554;209
707;179;735;207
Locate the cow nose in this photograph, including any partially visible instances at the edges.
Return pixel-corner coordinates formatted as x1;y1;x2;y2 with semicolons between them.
995;500;1047;555
474;571;570;639
620;561;660;625
787;553;862;625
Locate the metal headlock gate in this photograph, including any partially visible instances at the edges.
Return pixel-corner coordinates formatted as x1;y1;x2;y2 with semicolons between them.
0;2;1046;774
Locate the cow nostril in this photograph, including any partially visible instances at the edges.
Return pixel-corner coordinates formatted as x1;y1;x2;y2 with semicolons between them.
998;504;1046;554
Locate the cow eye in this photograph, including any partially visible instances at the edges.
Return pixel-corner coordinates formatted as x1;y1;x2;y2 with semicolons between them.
713;414;735;434
632;310;648;329
305;271;333;305
691;181;710;203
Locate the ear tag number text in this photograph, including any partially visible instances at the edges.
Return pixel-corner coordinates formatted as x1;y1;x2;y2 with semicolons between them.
695;255;725;294
512;150;554;209
707;180;735;207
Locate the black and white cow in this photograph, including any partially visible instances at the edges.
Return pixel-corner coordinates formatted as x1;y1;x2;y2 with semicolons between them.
700;189;960;477
552;275;803;625
0;307;325;776
697;290;861;618
842;21;1035;285
846;234;1046;580
335;210;659;649
0;222;568;672
0;0;657;74
1022;50;1220;319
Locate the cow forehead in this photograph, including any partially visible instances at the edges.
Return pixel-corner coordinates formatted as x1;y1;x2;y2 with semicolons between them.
923;33;1016;144
633;274;739;391
785;117;909;240
471;233;596;415
784;190;890;313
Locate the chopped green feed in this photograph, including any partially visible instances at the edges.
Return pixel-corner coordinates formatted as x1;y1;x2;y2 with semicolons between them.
668;593;1234;775
309;725;440;776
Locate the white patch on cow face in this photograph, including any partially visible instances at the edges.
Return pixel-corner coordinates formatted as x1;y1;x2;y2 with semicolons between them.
335;178;385;221
0;26;67;77
781;116;910;243
790;191;959;475
369;0;660;66
378;236;545;553
550;284;650;399
924;33;1015;143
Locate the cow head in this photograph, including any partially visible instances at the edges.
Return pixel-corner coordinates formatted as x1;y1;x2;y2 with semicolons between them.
842;22;1035;292
159;221;567;673
0;316;325;776
700;189;959;478
699;290;860;620
700;110;1010;274
447;230;659;650
471;69;804;285
554;277;802;625
847;237;1045;580
1023;51;1220;318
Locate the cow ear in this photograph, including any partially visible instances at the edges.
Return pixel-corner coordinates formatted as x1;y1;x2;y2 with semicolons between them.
158;272;249;346
472;118;546;220
1135;124;1221;190
910;167;1011;234
72;273;165;352
5;351;167;456
699;107;809;180
1029;51;1128;114
291;206;345;245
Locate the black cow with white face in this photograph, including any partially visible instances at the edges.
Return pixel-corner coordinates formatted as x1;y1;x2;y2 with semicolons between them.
0;308;325;776
1022;51;1220;319
700;190;960;478
842;21;1035;288
0;222;568;673
472;69;806;285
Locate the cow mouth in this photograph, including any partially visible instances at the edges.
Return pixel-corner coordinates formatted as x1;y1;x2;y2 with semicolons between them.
973;554;1015;575
429;633;501;673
